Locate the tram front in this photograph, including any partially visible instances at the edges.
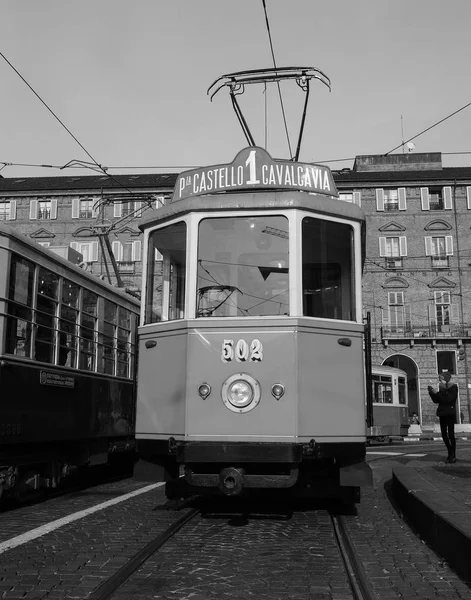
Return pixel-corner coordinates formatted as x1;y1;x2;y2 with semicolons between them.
136;147;371;502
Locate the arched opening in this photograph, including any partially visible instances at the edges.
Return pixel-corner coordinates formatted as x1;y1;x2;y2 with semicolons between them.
382;354;419;418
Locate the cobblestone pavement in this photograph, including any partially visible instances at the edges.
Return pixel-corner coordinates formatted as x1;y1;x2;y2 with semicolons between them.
0;450;471;599
109;507;354;600
0;479;153;544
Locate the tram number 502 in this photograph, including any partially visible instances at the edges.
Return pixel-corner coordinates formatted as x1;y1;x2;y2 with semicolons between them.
221;339;263;363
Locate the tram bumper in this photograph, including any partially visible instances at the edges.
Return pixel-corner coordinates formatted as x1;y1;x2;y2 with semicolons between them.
177;441;302;495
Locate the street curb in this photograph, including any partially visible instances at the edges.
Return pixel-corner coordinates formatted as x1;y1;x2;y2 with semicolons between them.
392;467;471;584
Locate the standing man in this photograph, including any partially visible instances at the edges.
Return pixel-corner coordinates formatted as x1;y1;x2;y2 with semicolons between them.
428;372;458;463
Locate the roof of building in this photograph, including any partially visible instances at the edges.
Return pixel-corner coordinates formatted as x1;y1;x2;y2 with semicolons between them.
333;166;471;185
0;173;178;194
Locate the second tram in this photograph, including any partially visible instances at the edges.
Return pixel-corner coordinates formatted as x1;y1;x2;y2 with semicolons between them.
135;146;372;503
368;365;409;442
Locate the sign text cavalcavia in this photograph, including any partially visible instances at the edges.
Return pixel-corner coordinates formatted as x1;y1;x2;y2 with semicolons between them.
172;147;338;202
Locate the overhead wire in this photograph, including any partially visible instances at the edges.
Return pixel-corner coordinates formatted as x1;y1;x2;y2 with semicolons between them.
261;0;292;159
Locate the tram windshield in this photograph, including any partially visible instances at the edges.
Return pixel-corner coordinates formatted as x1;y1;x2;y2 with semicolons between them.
197;216;289;317
302;218;355;321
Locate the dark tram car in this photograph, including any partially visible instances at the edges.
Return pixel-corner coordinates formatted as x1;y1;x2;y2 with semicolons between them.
135;147;372;503
0;224;139;500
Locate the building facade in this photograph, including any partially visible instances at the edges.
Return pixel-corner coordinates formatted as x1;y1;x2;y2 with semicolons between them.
1;153;471;428
335;153;471;428
0;173;177;293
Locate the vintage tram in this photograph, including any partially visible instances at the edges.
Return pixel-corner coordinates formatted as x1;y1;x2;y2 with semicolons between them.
368;365;409;442
0;224;139;500
135;145;372;503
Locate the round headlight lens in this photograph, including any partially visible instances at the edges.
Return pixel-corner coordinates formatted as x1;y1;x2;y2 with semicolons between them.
228;380;254;408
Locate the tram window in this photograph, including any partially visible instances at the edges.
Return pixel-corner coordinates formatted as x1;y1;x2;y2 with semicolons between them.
34;268;59;363
197;216;289;317
117;307;132;377
101;300;117;375
145;222;186;323
79;290;98;371
5;254;34;357
302;218;354;321
372;375;393;403
58;279;80;367
398;377;407;404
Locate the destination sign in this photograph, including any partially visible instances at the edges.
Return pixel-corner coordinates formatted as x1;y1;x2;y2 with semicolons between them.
172;147;338;202
40;370;75;388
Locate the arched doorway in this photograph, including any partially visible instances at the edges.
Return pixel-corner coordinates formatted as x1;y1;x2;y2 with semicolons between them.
382;354;419;418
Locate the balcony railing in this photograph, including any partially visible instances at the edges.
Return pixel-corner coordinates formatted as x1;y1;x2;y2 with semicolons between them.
382;324;471;339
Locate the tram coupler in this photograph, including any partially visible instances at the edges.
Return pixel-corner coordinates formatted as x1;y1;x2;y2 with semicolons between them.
219;467;245;496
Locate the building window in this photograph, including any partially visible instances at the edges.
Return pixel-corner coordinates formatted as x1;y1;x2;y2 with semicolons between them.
37;200;51;219
339;191;361;206
113;200;142;219
70;241;99;263
382;291;411;334
421;187;452;211
379;236;407;268
0;201;11;220
425;235;452;268
384;190;399;211
80;199;94;218
376;188;406;211
437;350;456;376
435;291;451;331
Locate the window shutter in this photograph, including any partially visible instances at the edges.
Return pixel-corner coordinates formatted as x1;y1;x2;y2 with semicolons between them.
72;198;80;219
112;241;122;261
428;304;437;328
467;187;471;210
154;195;165;209
445;236;453;255
114;202;122;218
90;241;99;262
50;198;58;219
399;236;407;256
443;186;453;209
132;240;142;262
135;201;143;218
425;236;433;256
8;200;16;220
379;237;387;257
382;308;390;326
404;304;412;329
420;188;430;210
29;199;38;220
398;188;407;210
376;189;384;211
70;241;79;251
353;191;361;206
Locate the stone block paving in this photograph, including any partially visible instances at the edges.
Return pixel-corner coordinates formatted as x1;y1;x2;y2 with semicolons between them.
0;485;186;599
342;460;471;600
0;479;150;544
108;508;354;600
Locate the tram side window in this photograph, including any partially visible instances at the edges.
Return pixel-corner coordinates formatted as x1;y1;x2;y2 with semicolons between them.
34;267;59;363
80;290;98;371
5;254;35;358
101;300;117;375
59;279;80;367
372;375;393;404
145;222;187;323
117;307;132;377
302;218;354;321
398;376;407;404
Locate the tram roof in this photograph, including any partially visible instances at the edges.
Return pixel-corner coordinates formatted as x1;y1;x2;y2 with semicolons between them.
139;189;365;231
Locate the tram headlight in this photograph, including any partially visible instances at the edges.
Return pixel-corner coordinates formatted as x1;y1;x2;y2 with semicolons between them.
228;380;253;407
221;373;261;413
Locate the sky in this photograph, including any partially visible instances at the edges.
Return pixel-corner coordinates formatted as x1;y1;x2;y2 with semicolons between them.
1;0;471;179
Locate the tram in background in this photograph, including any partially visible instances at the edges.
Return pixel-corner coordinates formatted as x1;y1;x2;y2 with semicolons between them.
0;223;139;500
367;365;409;443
